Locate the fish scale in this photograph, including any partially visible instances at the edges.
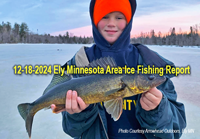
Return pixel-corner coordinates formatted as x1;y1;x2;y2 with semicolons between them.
17;57;166;138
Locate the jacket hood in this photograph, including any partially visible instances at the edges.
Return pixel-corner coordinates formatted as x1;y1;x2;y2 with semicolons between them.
89;0;137;51
86;0;138;68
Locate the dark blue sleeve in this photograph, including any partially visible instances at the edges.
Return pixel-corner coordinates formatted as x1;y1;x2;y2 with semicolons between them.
136;78;186;139
62;104;99;138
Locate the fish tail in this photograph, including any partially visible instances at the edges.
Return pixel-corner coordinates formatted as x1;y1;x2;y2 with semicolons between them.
18;103;30;120
18;103;35;139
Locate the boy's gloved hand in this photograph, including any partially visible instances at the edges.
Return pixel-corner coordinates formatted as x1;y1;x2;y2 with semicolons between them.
51;90;89;114
140;87;163;111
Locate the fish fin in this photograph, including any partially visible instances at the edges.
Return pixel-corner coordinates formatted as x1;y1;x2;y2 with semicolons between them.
18;103;35;139
44;105;51;110
18;103;30;120
53;104;65;113
78;57;117;77
104;88;122;96
104;98;123;121
104;83;126;96
88;57;117;70
26;114;34;139
44;104;65;113
43;74;72;95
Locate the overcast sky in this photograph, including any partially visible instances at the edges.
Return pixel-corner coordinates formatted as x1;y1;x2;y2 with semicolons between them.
1;0;200;36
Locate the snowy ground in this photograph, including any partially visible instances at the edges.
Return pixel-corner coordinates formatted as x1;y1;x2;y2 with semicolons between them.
0;44;199;139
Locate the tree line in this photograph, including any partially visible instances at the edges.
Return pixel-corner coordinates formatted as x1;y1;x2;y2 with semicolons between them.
0;21;93;44
1;21;200;46
131;24;200;46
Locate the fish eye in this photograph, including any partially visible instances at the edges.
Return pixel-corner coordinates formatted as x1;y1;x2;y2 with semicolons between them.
148;75;155;80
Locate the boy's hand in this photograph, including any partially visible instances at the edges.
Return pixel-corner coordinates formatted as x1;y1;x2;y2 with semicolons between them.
140;87;162;111
51;90;89;114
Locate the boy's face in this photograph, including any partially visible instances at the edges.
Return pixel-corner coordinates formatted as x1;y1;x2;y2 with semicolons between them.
97;12;127;44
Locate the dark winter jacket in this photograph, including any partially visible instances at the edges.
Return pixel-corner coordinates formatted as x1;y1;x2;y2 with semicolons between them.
46;0;186;138
60;44;186;139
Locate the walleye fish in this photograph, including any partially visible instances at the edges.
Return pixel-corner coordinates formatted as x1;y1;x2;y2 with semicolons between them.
17;57;166;139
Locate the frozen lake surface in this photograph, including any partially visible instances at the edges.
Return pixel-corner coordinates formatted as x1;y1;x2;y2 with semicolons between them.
0;44;199;139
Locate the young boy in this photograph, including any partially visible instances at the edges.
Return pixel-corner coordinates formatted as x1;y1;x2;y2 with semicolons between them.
49;0;186;138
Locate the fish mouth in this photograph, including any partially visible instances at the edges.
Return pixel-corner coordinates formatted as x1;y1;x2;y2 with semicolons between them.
159;76;166;84
153;76;166;87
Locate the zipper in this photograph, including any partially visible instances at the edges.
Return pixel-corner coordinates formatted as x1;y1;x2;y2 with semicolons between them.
79;104;108;139
98;112;109;139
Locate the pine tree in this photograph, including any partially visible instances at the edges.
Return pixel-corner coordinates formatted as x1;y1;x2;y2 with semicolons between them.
19;22;29;42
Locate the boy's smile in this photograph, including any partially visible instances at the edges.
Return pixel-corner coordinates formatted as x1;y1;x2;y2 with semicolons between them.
97;12;127;44
105;30;117;35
